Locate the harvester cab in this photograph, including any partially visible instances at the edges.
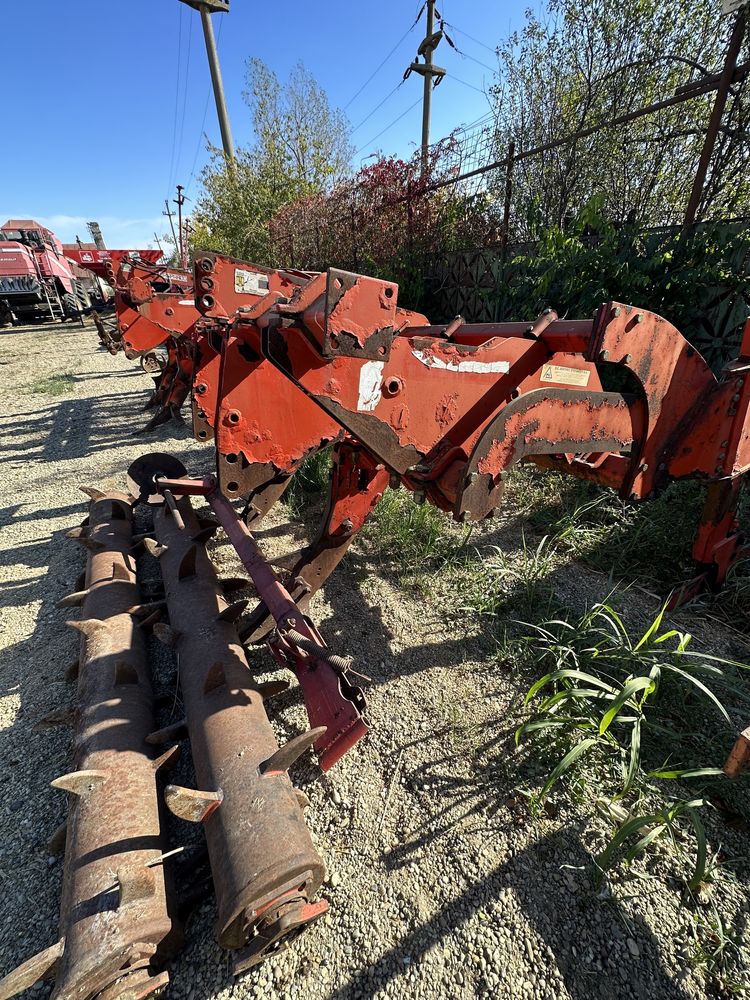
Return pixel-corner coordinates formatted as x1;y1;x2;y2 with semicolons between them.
0;219;88;324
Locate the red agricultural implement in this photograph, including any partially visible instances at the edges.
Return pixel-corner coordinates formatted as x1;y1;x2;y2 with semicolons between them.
2;255;747;1000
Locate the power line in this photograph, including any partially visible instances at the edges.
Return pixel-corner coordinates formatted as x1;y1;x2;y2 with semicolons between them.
446;74;488;96
343;19;420;111
351;82;404;134
175;12;194;184
354;97;422;156
443;20;499;56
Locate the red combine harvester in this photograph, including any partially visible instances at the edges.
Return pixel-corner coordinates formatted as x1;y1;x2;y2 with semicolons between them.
0;219;88;324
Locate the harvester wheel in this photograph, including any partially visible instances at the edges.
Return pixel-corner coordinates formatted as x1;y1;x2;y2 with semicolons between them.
62;292;79;321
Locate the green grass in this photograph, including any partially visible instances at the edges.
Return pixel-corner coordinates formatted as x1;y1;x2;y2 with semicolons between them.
283;448;333;516
512;600;750;892
362;487;473;585
28;373;76;396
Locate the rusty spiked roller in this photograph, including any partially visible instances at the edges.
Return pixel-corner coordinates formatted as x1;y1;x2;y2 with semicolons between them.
130;456;329;974
0;490;181;1000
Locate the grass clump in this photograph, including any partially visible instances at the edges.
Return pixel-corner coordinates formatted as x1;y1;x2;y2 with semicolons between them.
363;488;472;584
514;600;749;891
28;373;76;396
284;448;332;516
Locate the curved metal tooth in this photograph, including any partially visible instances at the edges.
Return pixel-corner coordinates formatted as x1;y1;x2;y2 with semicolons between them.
50;769;108;796
203;661;226;695
216;600;249;623
164;785;223;823
178;546;198;581
0;939;64;1000
127;599;168;617
152;745;181;773
66;526;88;540
146;721;188;746
65;619;109;642
191;526;218;545
295;789;311;810
47;820;67;855
255;680;291;699
141;538;169;560
33;708;75;731
56;590;90;609
259;727;327;776
79;485;107;500
153;622;179;647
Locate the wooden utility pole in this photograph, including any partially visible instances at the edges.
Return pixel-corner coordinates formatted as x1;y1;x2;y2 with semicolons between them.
174;185;187;268
684;8;746;225
405;0;445;175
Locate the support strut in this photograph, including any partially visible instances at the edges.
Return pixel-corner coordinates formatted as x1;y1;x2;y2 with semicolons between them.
153;495;328;973
0;492;180;1000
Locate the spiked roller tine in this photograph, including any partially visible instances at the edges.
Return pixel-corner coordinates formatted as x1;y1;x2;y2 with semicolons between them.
197;516;220;531
178;546;198;580
112;561;132;581
153;622;179;647
79;485;107;500
152;745;181;773
146;720;187;746
127;599;168;617
219;576;253;595
65;619;109;642
56;589;90;609
48;820;67;855
0;940;64;1000
132;531;156;545
191;526;218;545
66;526;88;540
142;538;169;559
50;769;108;796
139;608;165;632
33;708;75;731
217;600;249;623
203;662;226;695
71;535;107;554
255;680;291;699
295;789;311;810
164;785;223;823
259;727;327;776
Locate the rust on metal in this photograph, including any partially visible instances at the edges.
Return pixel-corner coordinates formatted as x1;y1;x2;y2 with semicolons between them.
153;495;328;969
0;493;180;1000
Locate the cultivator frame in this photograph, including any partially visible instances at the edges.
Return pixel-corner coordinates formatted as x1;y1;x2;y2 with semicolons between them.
4;251;747;1000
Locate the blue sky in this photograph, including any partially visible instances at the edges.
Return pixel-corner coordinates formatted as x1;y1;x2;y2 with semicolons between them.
1;1;531;250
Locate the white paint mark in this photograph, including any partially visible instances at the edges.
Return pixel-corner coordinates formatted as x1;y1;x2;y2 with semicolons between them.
357;361;385;411
178;299;195;306
411;349;510;374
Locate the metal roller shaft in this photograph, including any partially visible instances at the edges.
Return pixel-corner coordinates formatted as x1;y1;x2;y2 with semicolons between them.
0;492;180;1000
153;495;328;974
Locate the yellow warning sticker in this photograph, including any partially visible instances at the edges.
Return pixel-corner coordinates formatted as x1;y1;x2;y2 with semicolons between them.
540;364;591;387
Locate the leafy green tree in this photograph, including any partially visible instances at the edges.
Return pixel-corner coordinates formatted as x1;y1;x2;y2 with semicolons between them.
191;58;352;263
491;0;749;235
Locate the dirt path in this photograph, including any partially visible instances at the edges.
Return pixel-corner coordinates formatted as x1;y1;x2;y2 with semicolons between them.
0;320;747;1000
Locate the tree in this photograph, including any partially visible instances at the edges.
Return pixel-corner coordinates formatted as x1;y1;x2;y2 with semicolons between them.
490;0;749;237
190;58;352;263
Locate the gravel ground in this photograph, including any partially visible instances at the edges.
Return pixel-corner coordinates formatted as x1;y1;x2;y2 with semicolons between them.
1;319;748;1000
